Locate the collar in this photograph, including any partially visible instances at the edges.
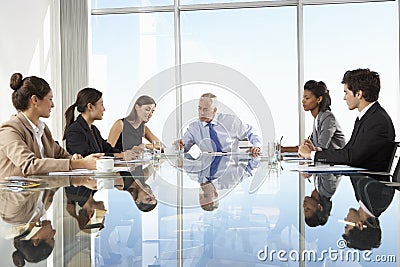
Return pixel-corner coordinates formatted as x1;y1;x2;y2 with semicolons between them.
21;112;45;136
201;114;219;127
358;101;376;120
359;200;375;218
20;226;42;240
77;114;91;131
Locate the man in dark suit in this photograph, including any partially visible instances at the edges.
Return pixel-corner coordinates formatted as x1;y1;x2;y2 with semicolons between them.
342;175;395;250
299;68;395;171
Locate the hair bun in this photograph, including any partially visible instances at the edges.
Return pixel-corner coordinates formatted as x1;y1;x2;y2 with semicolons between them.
10;73;23;91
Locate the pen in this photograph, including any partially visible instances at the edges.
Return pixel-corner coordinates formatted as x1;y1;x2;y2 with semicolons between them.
338;219;367;229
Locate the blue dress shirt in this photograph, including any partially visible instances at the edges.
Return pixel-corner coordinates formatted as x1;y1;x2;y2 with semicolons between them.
183;113;262;152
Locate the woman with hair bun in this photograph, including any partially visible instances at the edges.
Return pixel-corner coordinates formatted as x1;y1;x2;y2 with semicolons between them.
12;220;56;267
281;80;346;152
0;73;101;177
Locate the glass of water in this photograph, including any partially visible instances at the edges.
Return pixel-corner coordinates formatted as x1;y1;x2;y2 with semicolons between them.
152;140;162;162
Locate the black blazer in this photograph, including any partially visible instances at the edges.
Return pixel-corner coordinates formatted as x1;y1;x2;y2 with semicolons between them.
350;176;394;217
315;102;395;171
65;115;120;157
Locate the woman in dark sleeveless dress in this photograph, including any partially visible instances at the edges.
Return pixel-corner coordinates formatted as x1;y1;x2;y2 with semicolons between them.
107;95;161;151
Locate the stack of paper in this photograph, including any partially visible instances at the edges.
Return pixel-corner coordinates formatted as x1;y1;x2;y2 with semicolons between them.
290;164;365;173
48;169;93;176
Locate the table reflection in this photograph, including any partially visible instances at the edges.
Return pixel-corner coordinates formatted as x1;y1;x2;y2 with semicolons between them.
183;154;260;211
303;174;341;227
0;177;69;266
342;175;395;250
0;159;398;266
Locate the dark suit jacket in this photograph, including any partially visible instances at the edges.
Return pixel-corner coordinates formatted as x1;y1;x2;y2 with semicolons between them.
350;176;394;217
65;115;120;157
315;102;395;171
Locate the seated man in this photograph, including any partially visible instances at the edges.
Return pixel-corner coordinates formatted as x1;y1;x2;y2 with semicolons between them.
181;93;262;156
342;175;394;250
184;154;260;211
299;68;395;172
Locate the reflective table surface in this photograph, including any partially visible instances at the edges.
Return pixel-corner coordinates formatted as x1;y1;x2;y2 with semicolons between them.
0;154;398;266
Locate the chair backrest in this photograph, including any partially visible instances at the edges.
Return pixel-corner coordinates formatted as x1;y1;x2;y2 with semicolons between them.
389;143;400;182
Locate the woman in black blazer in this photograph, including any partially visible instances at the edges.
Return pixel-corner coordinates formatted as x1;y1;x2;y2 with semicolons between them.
63;88;136;158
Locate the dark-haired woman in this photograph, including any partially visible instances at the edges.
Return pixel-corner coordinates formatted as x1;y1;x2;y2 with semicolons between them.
12;220;56;266
0;73;100;177
281;80;346;152
107;95;161;151
63;87;137;159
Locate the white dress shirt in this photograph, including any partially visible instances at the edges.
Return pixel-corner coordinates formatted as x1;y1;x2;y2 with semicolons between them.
309;102;377;161
21;112;46;158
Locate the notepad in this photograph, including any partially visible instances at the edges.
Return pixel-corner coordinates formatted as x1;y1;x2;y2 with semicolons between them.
48;169;94;176
291;164;365;173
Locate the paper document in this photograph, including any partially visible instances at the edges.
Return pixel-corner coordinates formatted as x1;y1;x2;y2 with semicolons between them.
203;152;252;156
281;152;299;157
114;159;150;164
290;164;365;173
282;157;313;162
48;169;93;176
113;167;131;172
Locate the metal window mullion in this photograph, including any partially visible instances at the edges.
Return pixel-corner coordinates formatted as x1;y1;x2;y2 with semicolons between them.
303;0;394;5
174;0;184;266
91;0;394;15
297;5;305;265
297;1;305;145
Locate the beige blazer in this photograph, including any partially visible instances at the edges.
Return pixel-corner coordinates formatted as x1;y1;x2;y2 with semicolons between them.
0;113;71;177
0;176;70;225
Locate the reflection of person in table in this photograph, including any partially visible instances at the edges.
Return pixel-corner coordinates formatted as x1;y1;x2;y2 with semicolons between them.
65;185;107;232
65;182;119;264
184;155;260;211
303;174;341;227
12;220;56;266
120;164;157;212
0;176;89;266
342;176;394;250
0;73;101;178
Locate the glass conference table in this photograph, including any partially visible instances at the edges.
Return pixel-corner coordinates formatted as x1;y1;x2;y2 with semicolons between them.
0;153;398;267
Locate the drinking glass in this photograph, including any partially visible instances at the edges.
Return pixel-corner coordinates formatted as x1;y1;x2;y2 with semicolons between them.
152;140;162;162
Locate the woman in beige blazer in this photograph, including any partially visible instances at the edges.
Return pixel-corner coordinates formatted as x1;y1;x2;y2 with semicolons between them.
0;73;101;177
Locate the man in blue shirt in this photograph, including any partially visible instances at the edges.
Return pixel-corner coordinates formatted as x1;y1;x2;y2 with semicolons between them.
180;93;262;156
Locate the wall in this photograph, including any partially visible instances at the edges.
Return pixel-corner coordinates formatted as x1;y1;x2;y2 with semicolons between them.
0;0;62;138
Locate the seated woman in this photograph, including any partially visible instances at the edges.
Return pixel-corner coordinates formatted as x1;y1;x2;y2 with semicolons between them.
303;174;340;227
63;87;140;159
121;165;157;212
12;220;56;266
281;80;346;152
107;95;161;151
0;73;100;177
